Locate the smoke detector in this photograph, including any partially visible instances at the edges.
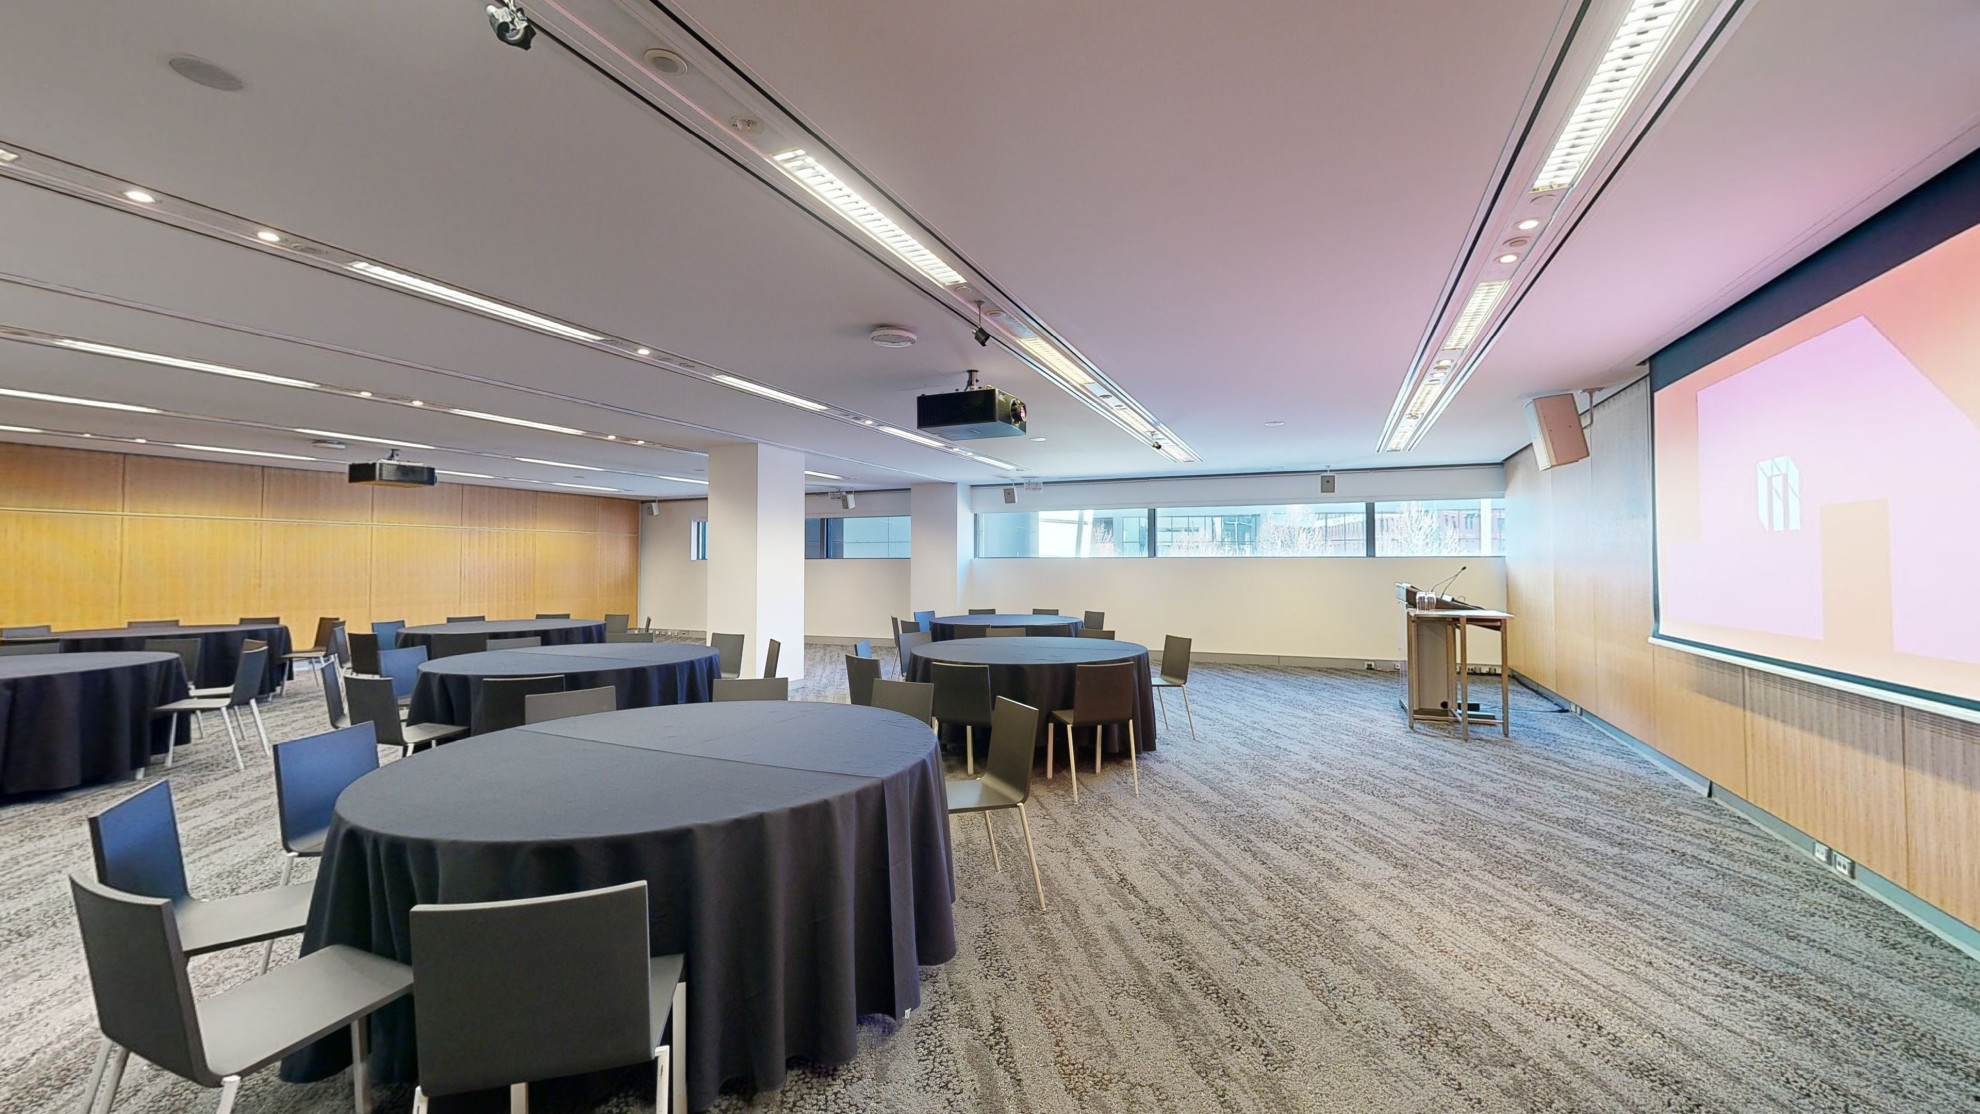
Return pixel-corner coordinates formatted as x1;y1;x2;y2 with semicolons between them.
643;48;689;76
869;325;917;349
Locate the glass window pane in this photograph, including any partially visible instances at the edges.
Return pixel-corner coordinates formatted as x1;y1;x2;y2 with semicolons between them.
974;510;1148;557
1373;499;1505;556
690;519;708;561
840;515;912;558
1155;503;1368;557
805;518;830;559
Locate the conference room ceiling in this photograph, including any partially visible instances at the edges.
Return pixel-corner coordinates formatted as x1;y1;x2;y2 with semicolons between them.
1;0;1976;496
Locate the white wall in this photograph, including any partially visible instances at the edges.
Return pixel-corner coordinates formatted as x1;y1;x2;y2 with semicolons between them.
807;559;909;639
637;499;707;631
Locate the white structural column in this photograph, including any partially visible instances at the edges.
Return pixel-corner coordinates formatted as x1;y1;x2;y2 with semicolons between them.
706;443;806;679
910;482;973;617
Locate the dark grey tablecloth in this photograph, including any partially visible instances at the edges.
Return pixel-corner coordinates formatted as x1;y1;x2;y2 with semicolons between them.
282;702;956;1110
0;651;187;794
908;636;1156;754
395;618;605;651
408;642;720;728
55;624;291;696
926;613;1082;640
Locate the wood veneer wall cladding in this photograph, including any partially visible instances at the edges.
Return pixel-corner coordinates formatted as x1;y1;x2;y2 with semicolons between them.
0;443;638;632
1504;380;1980;928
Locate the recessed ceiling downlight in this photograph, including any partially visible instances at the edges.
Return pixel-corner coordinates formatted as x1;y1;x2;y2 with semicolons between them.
167;55;245;92
643;48;689;76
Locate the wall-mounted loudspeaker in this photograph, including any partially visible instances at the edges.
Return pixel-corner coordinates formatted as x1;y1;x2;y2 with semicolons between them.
642;501;661;516
1524;393;1590;470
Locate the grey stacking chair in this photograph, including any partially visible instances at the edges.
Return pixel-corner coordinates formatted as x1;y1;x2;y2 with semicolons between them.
237;616;280;626
967;608;996;615
69;873;409;1114
346;675;466;757
871;679;934;726
472;675;567;734
713;677;789;702
0;640;60;656
264;723;379;969
605;613;631;634
1154;635;1197;740
371;619;406;648
327;623;352;673
947;698;1046;909
2;623;52;638
845;654;882;707
425;631;487;660
891;622;923;678
487;635;543;650
1083;610;1106;630
931;662;995;774
534;612;571;619
763;638;782;679
1077;628;1118;640
348;632;384;677
987;627;1028;638
88;780;312;967
851;639;872;658
607;631;658;643
898;630;933;680
408;881;685;1114
319;659;353;730
153;646;270;769
1032;608;1059;615
710;632;744;680
128;619;182;629
524;685;618;724
144;637;202;682
445;615;485;623
377;646;426;705
282;617;343;685
1047;661;1141;801
912;609;936;628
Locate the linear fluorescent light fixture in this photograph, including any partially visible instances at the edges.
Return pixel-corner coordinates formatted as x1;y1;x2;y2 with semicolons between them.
53;338;318;389
659;475;708;485
0;424;44;433
174;443;317;461
877;425;946;448
0;386;161;413
1531;0;1697;193
449;408;585;436
515;457;608;472
551;482;620;491
347;261;605;342
710;373;830;412
771;150;965;286
295;429;434;450
972;454;1019;471
1442;281;1510;351
804;470;844;480
436;470;495;479
1017;337;1097;388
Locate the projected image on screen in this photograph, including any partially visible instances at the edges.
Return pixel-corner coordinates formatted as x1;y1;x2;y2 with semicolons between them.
1655;222;1980;707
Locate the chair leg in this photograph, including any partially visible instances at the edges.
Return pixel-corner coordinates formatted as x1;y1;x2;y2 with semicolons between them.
1016;803;1045;911
76;1037;111;1114
982;811;1001;870
193;710;206;739
1127;721;1139;796
351;1017;373;1114
412;1088;429;1114
1181;686;1197;740
670;981;688;1114
1067;727;1079;804
96;1045;130;1114
655;1047;671;1114
1156;687;1170;730
509;1081;528;1114
259;854;298;973
219;708;245;771
163;714;178;769
965;724;974;776
214;1076;242;1114
1094;725;1104;776
1045;722;1055;781
249;699;272;757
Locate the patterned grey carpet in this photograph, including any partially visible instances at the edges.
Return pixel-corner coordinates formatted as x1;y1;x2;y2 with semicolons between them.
3;642;1976;1113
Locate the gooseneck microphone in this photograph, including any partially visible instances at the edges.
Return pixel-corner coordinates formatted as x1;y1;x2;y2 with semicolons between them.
1429;565;1468;598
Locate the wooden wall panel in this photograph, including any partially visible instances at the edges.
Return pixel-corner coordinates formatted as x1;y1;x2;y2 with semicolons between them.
1548;453;1596;708
534;492;599;534
598;498;639;536
1588;382;1657;740
124;457;263;518
264;468;373;523
371;526;463;626
460;529;535;620
1503;451;1556;690
262;522;372;633
121;516;263;625
461;484;536;531
0;443;124;512
0;511;122;629
1903;711;1980;928
1744;675;1909;883
597;533;639;614
532;531;597;618
373;482;463;527
1650;647;1749;795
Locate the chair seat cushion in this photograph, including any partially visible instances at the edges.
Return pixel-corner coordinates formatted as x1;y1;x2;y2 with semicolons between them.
155;697;233;715
283;649;329;660
175;881;314;955
288;830;328;858
1048;708;1131;727
198;944;412;1078
402;722;468;745
945;777;1022;813
1153;678;1184;688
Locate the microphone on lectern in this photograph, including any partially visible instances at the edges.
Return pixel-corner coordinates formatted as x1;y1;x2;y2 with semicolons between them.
1430;565;1467;598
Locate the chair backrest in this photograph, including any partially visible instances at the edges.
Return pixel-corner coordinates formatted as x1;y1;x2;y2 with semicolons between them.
930;662;994;725
604;613;631;634
427;632;488;660
713;677;789;702
986;627;1027;638
0;641;61;656
1083;610;1106;629
487;636;543;650
88;780;190;900
348;631;383;677
472;675;567;734
226;646;269;706
128;619;181;629
345;675;410;746
845;654;881;706
411;881;655;1097
378;646;428;701
851;639;872;658
304;616;341;654
1032;608;1060;616
896;618;923;634
328;622;351;670
710;632;744;679
535;613;571;620
371;619;405;647
1160;635;1193;685
524;686;617;724
446;615;485;623
320;659;350;727
68;874;208;1085
272;723;379;854
871;680;934;725
899;631;933;669
983;697;1041;803
912;610;936;627
2;624;52;638
142;638;202;682
1070;661;1138;726
605;631;656;643
1077;628;1118;640
237;616;280;626
763;638;781;679
967;608;996;615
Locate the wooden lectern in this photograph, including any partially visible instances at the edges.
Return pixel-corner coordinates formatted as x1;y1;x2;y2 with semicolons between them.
1396;583;1512;739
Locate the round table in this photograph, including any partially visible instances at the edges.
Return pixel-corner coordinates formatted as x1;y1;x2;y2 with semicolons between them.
0;651;187;794
55;623;291;696
907;636;1157;754
282;702;956;1110
395;618;606;652
408;642;721;728
925;613;1082;640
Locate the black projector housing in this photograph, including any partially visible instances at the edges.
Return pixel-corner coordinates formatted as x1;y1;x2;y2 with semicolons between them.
348;459;436;487
917;386;1027;439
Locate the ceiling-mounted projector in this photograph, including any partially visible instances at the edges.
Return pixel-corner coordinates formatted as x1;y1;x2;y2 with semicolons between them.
917;369;1027;439
348;448;436;487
